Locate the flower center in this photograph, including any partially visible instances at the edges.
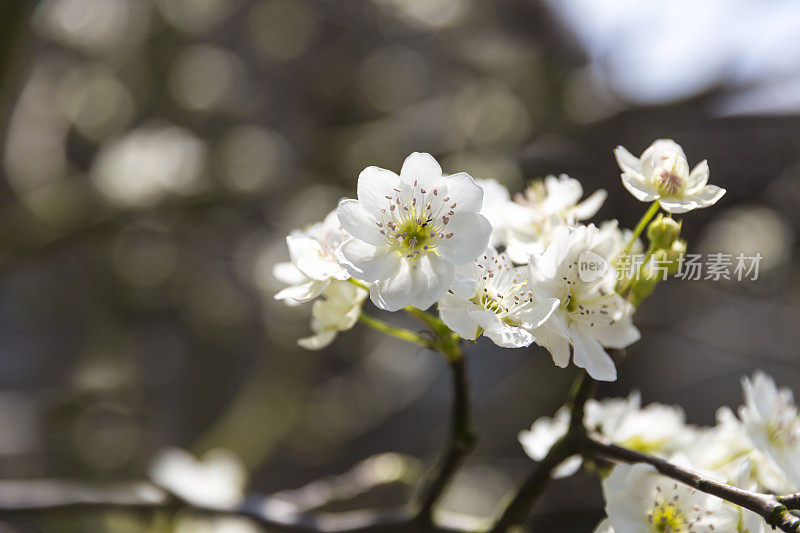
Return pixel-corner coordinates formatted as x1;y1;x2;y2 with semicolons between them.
766;417;799;449
396;218;434;256
376;182;456;260
649;502;688;532
558;260;619;328
658;170;683;196
470;254;537;325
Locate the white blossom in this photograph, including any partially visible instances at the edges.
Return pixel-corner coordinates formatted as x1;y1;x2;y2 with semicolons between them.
504;174;607;263
475;178;521;248
336;152;491;311
730;458;768;533
528;224;640;381
149;447;247;508
602;459;739;533
274;210;351;304
518;406;582;478
585;391;689;456
614;139;725;214
298;281;368;350
438;247;558;348
683;407;760;480
519;394;684;479
738;372;800;490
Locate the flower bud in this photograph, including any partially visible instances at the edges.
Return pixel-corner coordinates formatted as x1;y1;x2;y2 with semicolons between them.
630;262;660;306
665;239;687;274
647;213;682;250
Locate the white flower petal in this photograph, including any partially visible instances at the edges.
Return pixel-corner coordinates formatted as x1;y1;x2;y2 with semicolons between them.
687;159;709;190
534;321;571;368
614;145;642;174
621;172;659;202
399;152;443;189
451;262;479;299
438;293;481;340
298;330;337;350
370;257;416;311
336;239;401;281
592;316;640;349
435;212;492;265
287;235;347;281
274;279;328;303
641;139;686;163
336;199;384;246
552;455;583;479
544;174;583;209
412;253;455;310
480;316;534;348
357;165;401;214
444;172;484;213
695;184;726;208
658;196;697;214
571;327;617;381
518;407;570;461
571;189;607;220
272;262;305;285
515;297;560;329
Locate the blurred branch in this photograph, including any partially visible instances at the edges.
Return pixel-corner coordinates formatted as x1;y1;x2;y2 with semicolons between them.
584;436;800;533
0;480;465;533
411;350;476;523
0;2;32;107
489;371;594;532
271;453;422;513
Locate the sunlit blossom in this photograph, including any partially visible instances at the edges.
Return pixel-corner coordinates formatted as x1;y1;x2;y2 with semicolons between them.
528;224;640;381
336;152;491;311
615;139;725;213
439;247;558;348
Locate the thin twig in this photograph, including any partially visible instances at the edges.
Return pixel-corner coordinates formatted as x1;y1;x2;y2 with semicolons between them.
412;350;476;523
489;372;594;532
358;313;436;349
584;436;800;533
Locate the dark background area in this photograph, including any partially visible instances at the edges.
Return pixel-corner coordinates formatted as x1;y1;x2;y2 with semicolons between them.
0;1;799;531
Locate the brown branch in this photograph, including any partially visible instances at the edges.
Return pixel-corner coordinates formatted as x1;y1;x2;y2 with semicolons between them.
780;493;800;510
0;480;463;533
411;347;476;523
489;372;594;532
584;436;800;533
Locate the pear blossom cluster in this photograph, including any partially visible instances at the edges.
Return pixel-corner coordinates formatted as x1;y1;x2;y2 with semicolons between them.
273;140;725;381
519;371;800;532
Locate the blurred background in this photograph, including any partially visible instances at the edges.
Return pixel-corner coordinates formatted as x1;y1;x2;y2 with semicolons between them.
1;0;800;531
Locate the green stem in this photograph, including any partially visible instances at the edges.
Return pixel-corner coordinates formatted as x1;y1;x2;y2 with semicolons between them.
358;313;434;348
348;278;370;291
404;306;462;361
616;244;655;298
623;200;660;255
404;305;441;330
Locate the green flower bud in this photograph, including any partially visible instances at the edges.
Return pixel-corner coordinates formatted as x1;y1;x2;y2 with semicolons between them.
665;239;687;274
647;213;682;250
630;262;660;306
